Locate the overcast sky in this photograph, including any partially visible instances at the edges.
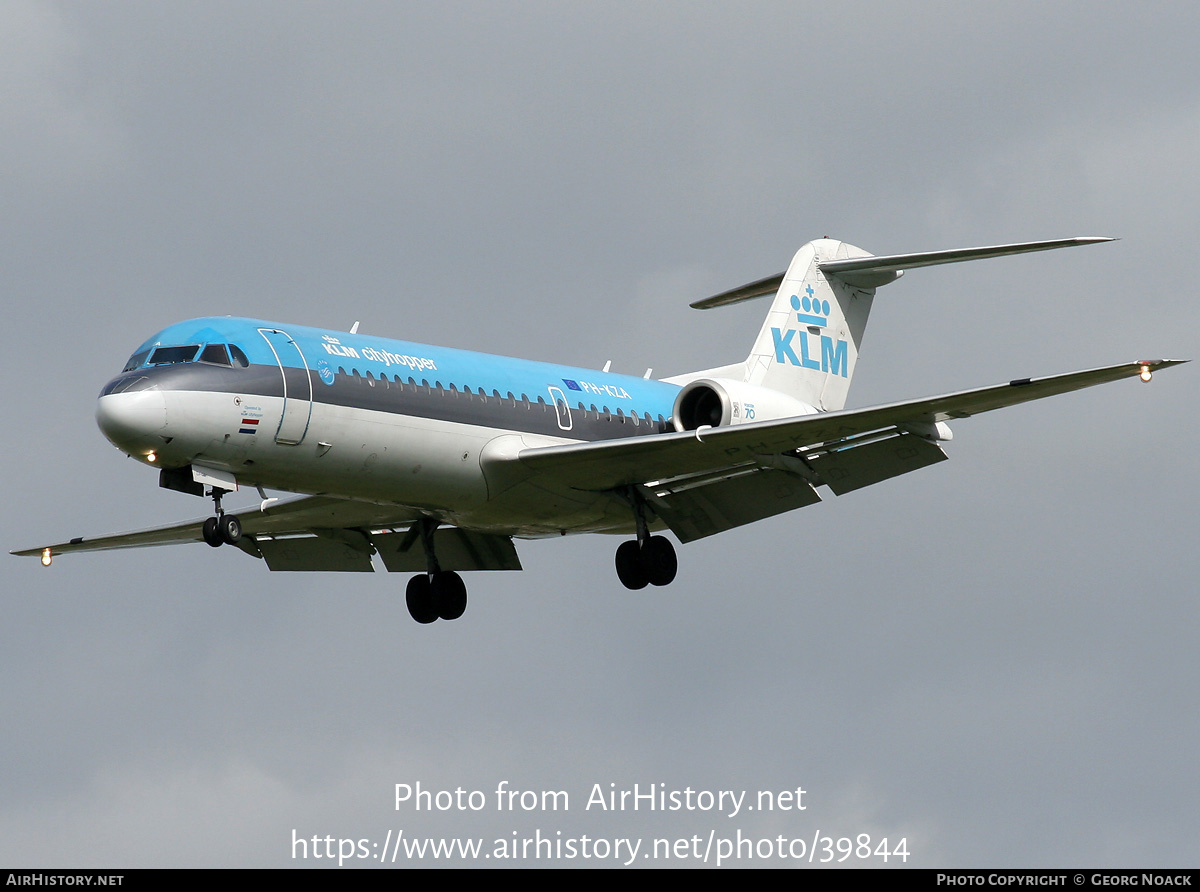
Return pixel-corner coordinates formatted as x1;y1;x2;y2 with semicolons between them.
2;1;1196;868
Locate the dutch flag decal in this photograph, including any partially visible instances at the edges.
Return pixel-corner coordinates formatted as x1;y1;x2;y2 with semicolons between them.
239;418;260;435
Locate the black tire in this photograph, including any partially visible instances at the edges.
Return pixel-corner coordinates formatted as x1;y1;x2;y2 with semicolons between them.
219;514;242;545
202;516;223;548
643;535;678;587
406;575;439;624
615;540;648;590
433;571;467;621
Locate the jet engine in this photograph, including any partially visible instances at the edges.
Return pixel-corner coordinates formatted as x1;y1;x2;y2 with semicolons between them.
672;378;817;431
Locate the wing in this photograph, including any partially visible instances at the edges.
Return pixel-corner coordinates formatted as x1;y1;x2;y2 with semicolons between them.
515;359;1184;541
13;495;521;573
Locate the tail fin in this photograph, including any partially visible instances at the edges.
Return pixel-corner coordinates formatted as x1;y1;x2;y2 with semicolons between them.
690;236;1113;412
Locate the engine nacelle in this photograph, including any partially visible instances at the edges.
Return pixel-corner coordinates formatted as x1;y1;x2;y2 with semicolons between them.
672;378;817;431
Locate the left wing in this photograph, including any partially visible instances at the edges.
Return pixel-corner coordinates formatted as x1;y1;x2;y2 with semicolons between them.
13;495;521;573
513;359;1183;540
12;495;421;557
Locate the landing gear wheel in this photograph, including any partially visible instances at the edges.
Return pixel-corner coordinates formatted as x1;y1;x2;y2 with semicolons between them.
615;540;648;590
219;514;242;545
433;571;467;621
642;535;677;587
406;575;439;624
202;516;223;548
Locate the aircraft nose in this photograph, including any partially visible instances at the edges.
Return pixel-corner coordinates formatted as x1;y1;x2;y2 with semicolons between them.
96;388;168;455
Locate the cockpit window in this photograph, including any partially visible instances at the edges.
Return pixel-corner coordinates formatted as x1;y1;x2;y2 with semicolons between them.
199;344;232;366
122;350;150;372
229;345;250;368
148;345;200;365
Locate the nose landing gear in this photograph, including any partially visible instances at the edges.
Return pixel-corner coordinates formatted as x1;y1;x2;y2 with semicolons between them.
200;487;242;548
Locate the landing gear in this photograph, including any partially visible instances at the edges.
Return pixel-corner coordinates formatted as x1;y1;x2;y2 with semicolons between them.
435;572;468;620
614;535;677;589
406;571;468;623
218;513;242;545
614;488;678;589
202;516;222;547
404;519;469;623
201;487;242;548
405;575;438;624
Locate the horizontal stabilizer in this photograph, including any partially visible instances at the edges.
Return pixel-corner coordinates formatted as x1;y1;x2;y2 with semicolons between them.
691;237;1113;307
818;237;1114;288
690;271;785;309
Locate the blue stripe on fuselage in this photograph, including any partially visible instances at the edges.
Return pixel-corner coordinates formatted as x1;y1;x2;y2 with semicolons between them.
123;316;681;435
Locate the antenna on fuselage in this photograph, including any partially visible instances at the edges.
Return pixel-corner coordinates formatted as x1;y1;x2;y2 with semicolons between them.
602;360;612;373
350;321;360;334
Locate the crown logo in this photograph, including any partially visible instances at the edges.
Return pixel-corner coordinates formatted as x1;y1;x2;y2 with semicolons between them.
790;285;829;328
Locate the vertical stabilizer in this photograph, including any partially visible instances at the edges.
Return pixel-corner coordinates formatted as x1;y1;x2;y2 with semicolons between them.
684;236;1113;412
745;239;876;411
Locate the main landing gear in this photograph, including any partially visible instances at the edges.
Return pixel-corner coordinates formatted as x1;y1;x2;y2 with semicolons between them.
200;487;242;548
405;518;468;623
405;572;467;624
614;489;677;590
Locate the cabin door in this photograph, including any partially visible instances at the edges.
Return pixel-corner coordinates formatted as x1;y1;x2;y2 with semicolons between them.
258;328;314;445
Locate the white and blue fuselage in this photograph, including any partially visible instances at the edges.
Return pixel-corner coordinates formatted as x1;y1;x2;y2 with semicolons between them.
98;316;682;537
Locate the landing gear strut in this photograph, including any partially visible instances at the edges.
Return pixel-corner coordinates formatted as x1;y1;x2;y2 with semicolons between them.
405;518;468;623
614;489;677;589
200;487;242;548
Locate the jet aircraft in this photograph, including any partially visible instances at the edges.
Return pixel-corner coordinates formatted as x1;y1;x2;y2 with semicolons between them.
14;237;1182;623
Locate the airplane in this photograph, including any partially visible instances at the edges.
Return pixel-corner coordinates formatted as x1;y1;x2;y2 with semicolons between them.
13;236;1183;624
